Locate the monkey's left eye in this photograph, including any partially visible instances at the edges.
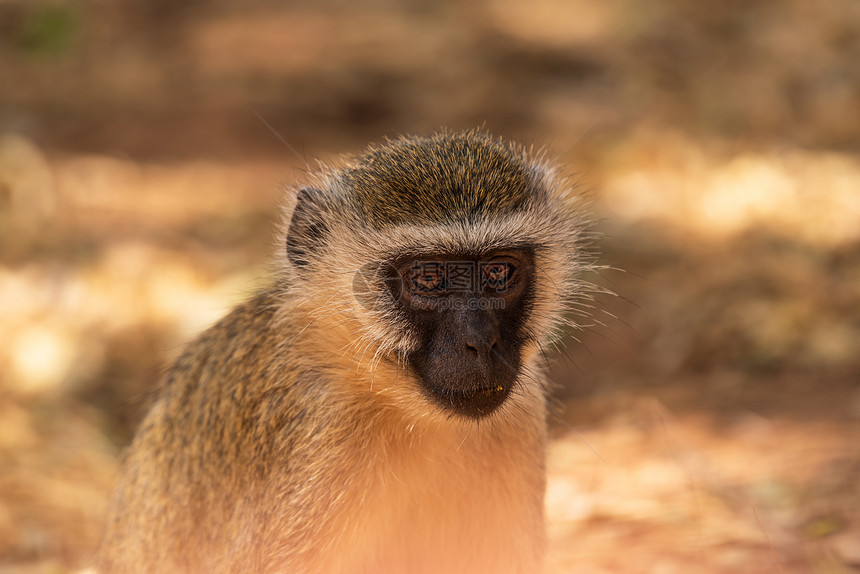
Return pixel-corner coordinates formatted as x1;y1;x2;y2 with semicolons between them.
482;261;514;291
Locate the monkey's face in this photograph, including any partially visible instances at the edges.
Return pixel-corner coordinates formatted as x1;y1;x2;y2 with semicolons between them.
387;248;535;419
285;132;587;421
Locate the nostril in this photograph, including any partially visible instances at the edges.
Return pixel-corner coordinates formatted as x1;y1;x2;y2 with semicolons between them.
465;338;497;357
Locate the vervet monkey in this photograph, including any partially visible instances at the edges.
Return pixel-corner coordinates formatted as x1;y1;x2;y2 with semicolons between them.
98;130;590;574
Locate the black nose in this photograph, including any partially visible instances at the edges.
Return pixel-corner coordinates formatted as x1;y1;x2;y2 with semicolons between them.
463;309;499;359
465;332;498;357
410;306;519;419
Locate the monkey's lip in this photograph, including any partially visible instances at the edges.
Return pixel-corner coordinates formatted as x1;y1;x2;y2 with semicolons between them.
424;383;511;418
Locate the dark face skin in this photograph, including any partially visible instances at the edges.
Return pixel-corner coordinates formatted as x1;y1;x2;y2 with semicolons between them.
389;248;535;419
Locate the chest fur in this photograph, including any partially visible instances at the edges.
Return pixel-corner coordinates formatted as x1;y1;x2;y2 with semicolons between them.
305;422;548;574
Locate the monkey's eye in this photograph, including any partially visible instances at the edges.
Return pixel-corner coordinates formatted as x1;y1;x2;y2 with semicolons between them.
409;263;445;294
481;261;514;291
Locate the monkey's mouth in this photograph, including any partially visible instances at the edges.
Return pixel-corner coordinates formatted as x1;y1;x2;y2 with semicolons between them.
424;383;511;419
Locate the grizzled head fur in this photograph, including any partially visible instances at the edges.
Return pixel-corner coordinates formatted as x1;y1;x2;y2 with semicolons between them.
342;132;537;227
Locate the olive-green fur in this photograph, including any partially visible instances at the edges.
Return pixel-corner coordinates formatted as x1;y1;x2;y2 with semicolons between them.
343;130;538;228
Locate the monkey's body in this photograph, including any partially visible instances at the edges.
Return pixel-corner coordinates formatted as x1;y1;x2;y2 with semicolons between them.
98;131;587;574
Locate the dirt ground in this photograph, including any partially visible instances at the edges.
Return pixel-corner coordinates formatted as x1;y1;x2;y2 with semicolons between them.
1;1;859;572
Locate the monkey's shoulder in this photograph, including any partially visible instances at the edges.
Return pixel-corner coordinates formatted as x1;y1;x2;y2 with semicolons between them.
136;286;335;465
153;286;320;417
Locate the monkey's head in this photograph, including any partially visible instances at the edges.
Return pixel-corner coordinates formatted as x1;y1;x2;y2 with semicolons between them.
284;130;588;420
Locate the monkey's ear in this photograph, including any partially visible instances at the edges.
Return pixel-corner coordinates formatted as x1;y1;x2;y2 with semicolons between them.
286;187;329;269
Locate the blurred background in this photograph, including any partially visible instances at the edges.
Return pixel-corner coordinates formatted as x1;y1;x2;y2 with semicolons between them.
1;0;859;572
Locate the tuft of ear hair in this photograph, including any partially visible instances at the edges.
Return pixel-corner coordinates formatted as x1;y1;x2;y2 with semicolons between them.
286;186;329;269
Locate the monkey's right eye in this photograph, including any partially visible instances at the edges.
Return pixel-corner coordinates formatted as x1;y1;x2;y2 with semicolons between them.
409;263;445;294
